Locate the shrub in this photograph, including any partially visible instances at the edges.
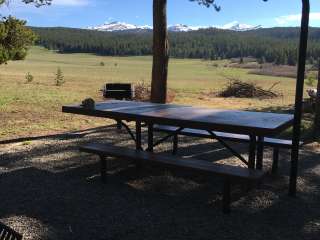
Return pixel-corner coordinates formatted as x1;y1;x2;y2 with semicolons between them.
133;79;175;103
100;61;105;66
306;76;316;87
55;67;65;86
25;72;34;83
134;80;151;101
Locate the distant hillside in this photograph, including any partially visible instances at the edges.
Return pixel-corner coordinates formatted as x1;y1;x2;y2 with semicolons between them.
31;26;320;65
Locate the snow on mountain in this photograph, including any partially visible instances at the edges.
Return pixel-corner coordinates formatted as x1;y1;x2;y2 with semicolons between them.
220;21;262;31
87;21;262;32
168;22;261;32
87;21;152;32
168;24;203;32
168;24;192;32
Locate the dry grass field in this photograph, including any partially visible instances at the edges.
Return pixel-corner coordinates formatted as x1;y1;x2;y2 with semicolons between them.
0;47;305;140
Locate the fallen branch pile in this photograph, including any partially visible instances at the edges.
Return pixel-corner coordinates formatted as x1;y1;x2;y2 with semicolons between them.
219;79;281;99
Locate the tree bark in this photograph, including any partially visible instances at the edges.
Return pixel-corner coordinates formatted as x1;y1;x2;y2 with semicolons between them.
151;0;169;103
314;59;320;138
289;0;309;196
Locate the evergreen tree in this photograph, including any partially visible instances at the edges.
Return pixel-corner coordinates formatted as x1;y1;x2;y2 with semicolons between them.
55;67;65;86
31;26;320;66
25;72;34;83
0;16;36;64
0;0;51;64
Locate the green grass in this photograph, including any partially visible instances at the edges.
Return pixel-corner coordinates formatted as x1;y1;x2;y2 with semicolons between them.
0;46;305;139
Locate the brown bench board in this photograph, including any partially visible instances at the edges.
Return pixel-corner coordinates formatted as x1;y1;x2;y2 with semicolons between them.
80;143;265;181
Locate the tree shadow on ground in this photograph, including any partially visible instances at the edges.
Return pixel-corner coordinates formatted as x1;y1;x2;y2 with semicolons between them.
0;127;320;240
248;104;295;114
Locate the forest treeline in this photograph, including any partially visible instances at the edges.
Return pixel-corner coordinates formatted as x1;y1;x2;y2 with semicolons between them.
31;27;320;65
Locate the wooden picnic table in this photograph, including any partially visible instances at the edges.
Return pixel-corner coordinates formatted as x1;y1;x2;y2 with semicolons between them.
62;100;294;169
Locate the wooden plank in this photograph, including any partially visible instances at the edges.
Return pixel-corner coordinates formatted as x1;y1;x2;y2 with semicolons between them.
62;100;294;136
79;143;265;181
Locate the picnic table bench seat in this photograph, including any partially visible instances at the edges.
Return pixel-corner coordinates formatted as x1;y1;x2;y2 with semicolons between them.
153;124;303;174
79;143;265;213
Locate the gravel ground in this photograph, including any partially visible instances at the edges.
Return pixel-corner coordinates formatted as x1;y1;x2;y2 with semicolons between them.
0;125;319;240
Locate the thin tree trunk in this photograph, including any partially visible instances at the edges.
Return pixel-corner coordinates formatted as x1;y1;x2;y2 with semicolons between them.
289;0;309;196
151;0;169;103
314;59;320;138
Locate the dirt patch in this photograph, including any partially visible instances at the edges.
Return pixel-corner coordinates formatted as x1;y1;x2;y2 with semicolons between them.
249;64;298;78
129;172;202;196
230;62;261;69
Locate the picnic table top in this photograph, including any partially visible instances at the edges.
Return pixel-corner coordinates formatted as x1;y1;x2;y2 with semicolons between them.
62;100;294;136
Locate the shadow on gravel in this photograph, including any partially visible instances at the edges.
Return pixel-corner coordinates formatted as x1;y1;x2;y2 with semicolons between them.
0;127;320;240
0;124;119;145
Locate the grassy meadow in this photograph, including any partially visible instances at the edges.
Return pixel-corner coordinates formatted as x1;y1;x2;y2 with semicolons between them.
0;47;303;140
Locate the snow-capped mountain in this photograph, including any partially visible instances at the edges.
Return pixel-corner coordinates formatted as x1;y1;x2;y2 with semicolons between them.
168;24;203;32
87;21;152;32
220;21;262;31
87;21;262;32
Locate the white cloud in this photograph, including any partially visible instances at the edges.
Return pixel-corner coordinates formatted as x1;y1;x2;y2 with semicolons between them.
51;0;89;6
275;12;320;25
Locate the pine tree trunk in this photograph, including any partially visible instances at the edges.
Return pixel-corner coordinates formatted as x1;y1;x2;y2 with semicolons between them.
314;59;320;138
151;0;169;103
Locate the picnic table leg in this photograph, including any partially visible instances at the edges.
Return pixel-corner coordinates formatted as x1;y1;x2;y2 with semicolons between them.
116;120;122;130
147;124;154;152
172;134;178;155
222;178;231;214
135;121;142;171
99;155;107;183
245;135;257;192
256;136;264;170
136;121;142;150
248;135;257;169
272;147;280;175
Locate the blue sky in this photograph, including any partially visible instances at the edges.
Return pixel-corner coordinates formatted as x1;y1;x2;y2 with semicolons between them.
1;0;320;28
